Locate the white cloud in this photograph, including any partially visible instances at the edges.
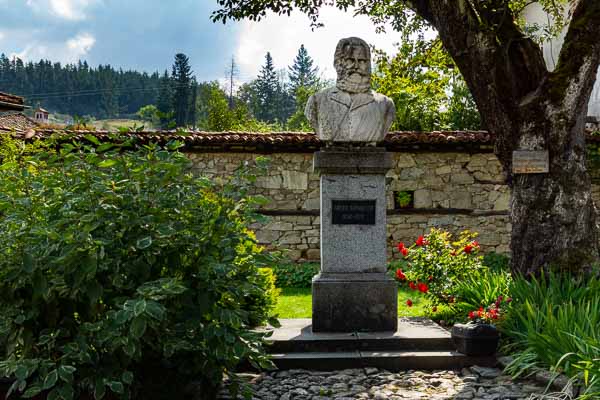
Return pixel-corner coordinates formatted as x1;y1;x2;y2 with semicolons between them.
26;0;100;21
235;7;404;83
0;31;4;41
9;32;95;63
66;32;95;56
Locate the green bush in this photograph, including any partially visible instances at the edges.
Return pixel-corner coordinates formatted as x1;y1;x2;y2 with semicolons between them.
453;268;512;322
391;228;484;308
0;137;278;400
243;268;281;326
482;252;510;272
270;263;320;288
502;273;600;398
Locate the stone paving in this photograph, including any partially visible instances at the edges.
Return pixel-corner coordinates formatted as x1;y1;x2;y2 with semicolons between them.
219;366;571;400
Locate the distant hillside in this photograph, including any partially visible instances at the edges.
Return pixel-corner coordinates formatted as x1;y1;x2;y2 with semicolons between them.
0;54;162;119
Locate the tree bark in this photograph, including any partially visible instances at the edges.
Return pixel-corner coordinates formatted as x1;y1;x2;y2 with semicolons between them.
415;0;600;275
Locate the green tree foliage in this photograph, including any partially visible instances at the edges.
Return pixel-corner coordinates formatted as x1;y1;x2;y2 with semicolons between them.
286;85;319;131
196;81;281;132
373;39;481;131
255;52;278;123
156;70;175;129
0;54;161;119
171;53;193;127
288;44;320;96
447;78;482;131
136;104;160;127
0;136;279;399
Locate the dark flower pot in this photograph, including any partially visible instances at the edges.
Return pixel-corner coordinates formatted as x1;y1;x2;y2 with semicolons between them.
451;322;499;356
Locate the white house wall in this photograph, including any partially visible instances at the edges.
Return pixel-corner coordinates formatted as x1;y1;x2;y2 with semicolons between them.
524;4;600;117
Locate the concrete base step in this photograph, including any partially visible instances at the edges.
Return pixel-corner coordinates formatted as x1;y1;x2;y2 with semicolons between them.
265;318;455;353
261;318;496;371
271;350;497;371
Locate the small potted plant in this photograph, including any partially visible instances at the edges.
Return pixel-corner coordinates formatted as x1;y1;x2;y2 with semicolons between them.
451;296;511;356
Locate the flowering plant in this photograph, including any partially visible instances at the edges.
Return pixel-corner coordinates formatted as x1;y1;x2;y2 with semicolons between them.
467;296;512;324
392;228;484;310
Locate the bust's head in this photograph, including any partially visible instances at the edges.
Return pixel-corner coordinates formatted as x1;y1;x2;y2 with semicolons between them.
334;37;371;94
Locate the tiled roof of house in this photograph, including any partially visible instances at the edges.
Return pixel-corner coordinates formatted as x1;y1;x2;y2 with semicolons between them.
0;112;39;132
9;128;600;150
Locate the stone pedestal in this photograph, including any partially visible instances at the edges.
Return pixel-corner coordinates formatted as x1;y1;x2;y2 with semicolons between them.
312;147;397;332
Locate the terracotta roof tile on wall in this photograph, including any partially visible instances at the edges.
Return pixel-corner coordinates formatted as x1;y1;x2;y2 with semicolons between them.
0;112;38;132
11;128;600;151
24;129;494;150
0;92;24;106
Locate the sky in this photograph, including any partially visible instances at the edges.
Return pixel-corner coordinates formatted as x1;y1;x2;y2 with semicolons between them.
0;0;404;87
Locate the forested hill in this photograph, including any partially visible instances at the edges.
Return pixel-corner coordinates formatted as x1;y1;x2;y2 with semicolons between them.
0;54;161;118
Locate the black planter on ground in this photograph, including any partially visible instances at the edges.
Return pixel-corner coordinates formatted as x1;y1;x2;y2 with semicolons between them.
451;322;499;356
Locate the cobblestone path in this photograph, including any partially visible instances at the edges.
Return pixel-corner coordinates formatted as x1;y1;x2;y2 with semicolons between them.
219;366;568;399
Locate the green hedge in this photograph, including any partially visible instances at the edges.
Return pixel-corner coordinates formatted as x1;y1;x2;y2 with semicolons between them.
0;136;278;400
271;263;320;288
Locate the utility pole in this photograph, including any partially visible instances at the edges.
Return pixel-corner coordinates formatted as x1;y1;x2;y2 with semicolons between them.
226;56;239;110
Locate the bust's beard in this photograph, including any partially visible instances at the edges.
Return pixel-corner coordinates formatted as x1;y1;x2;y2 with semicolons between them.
336;72;371;93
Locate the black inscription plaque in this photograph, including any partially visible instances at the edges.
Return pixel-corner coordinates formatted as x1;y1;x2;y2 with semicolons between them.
331;200;376;225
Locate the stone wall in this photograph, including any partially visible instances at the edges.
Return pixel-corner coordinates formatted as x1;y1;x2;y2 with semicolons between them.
186;149;520;262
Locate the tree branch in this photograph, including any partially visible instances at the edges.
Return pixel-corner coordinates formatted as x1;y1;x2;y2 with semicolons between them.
550;0;600;108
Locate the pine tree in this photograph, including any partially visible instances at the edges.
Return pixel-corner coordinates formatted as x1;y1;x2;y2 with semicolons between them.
255;52;278;122
171;53;193;127
288;44;319;95
157;70;174;128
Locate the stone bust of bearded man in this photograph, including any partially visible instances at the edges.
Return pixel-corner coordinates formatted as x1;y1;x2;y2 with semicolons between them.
305;37;396;143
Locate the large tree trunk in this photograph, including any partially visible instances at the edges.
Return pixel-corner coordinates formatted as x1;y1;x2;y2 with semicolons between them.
413;0;600;275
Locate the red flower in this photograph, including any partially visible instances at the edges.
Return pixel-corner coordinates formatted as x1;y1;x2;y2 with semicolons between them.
428;275;433;281
506;297;513;303
406;299;413;307
468;311;475;319
489;308;499;319
473;241;480;248
395;269;407;281
401;247;409;257
409;281;417;290
417;282;429;293
432;306;437;312
449;296;455;304
463;244;473;254
477;307;484;318
416;235;425;246
397;242;405;252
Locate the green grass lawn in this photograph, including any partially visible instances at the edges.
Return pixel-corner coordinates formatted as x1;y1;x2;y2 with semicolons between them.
274;287;431;319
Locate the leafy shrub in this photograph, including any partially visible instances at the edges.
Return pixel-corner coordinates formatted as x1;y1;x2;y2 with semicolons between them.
0;137;278;400
482;252;510;272
270;263;320;288
453;268;512;322
391;228;483;308
243;268;281;327
502;272;600;398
